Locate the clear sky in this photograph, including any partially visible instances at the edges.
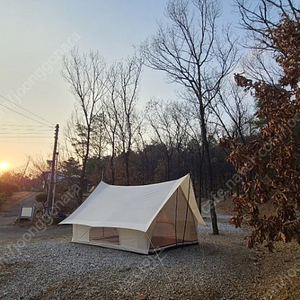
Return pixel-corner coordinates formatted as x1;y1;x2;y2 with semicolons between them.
0;0;238;173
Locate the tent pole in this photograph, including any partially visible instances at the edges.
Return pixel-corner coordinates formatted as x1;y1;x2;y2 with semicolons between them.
182;176;191;246
175;189;178;246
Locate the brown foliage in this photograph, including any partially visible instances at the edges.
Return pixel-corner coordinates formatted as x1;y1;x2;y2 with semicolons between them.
221;16;300;249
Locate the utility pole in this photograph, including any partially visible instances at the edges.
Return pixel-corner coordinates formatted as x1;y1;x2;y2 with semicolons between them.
47;124;59;214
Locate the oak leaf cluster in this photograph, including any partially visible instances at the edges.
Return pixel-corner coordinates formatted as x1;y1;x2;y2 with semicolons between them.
221;16;300;249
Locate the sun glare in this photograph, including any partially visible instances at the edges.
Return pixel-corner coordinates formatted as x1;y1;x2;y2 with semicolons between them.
0;161;9;172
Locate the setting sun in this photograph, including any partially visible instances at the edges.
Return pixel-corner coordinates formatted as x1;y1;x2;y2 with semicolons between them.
0;161;9;172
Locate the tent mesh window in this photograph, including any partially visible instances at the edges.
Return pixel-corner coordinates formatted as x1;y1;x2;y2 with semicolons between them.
150;188;197;249
89;227;120;245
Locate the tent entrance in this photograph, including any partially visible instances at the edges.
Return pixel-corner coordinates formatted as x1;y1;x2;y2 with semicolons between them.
150;220;177;249
89;227;120;245
149;187;198;250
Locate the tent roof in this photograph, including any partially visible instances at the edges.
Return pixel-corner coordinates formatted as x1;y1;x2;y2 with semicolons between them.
61;174;204;232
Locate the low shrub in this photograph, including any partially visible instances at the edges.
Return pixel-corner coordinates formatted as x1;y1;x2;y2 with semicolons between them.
0;193;6;211
35;193;47;208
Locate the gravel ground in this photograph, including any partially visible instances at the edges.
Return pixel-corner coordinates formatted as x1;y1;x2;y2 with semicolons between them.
0;215;258;300
0;211;299;299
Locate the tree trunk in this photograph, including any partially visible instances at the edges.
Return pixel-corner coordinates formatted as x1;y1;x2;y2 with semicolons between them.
79;126;91;204
110;141;116;184
125;151;130;185
200;104;219;235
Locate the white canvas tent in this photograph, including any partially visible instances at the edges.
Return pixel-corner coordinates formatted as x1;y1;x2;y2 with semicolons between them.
60;174;206;254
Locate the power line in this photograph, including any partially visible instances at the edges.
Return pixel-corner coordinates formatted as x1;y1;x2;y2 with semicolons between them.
0;94;54;127
0;139;50;144
0;102;53;128
0;136;51;138
0;125;53;137
0;124;53;132
0;133;52;135
0;128;52;132
0;124;49;127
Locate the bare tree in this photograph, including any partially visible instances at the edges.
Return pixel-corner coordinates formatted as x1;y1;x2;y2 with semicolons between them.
146;99;177;180
211;81;255;144
236;0;299;49
102;86;118;184
89;113;108;160
62;48;108;202
64;113;87;163
28;154;50;178
104;55;143;185
236;0;300;83
146;99;190;180
142;0;238;234
134;123;151;183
